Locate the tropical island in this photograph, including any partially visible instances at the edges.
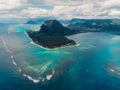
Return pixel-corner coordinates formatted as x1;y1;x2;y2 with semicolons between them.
26;20;77;49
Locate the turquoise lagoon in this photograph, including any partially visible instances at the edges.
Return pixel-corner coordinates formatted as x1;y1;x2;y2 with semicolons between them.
1;24;120;90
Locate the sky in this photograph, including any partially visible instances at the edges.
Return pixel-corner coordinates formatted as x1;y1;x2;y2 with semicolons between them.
0;0;120;19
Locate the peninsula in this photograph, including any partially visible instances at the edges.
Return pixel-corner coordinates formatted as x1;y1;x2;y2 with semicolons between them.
26;20;77;49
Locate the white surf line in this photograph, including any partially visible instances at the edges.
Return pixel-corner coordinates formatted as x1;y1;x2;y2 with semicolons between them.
11;55;22;73
23;74;42;83
46;69;55;80
1;36;24;77
24;31;79;50
11;55;42;83
4;31;56;83
1;34;42;83
1;36;22;73
110;68;115;72
11;51;55;83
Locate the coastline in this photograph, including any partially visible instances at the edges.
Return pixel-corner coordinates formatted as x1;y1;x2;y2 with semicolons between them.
24;31;53;50
24;31;80;50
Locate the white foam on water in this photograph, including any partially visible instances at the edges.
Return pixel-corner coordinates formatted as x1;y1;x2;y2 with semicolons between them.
11;55;41;83
10;51;49;84
23;74;41;83
110;68;115;72
18;68;22;72
12;56;22;73
12;59;17;66
46;70;55;80
11;56;16;65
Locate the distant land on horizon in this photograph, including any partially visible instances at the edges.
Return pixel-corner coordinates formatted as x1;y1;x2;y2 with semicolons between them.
26;18;120;32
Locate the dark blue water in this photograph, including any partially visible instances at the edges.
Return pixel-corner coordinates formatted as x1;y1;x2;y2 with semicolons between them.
1;24;120;90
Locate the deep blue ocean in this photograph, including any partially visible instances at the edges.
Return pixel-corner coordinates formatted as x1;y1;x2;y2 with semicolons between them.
1;24;120;90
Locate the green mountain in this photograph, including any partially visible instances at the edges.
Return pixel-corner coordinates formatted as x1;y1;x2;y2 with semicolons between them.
68;19;120;32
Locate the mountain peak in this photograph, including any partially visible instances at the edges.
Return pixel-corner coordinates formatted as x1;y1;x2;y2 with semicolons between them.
40;20;66;35
44;19;60;24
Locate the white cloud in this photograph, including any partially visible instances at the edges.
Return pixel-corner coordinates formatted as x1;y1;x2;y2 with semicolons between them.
0;0;85;10
20;7;50;18
108;9;120;16
100;0;120;9
0;0;25;10
0;0;120;19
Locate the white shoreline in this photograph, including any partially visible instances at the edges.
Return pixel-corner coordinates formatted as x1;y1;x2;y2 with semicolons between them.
24;31;80;50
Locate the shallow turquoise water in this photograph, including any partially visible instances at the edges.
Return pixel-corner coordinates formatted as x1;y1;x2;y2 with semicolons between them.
1;24;120;90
